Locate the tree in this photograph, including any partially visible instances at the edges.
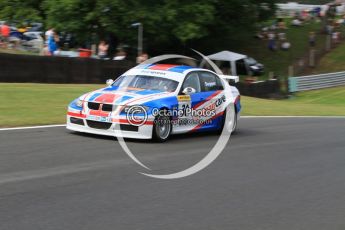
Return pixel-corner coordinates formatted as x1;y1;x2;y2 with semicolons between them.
1;0;278;55
0;0;43;24
41;0;217;52
42;0;98;42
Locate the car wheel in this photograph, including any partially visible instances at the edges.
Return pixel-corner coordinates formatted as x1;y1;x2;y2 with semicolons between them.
152;110;172;142
218;105;237;134
232;110;238;133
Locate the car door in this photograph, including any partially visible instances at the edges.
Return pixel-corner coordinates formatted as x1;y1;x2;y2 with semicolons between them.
195;71;226;131
172;72;204;133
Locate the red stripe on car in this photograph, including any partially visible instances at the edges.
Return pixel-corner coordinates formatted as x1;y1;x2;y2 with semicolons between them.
67;112;86;118
149;64;178;71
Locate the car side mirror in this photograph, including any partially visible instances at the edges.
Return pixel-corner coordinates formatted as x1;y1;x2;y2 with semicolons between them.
182;87;196;95
106;79;114;86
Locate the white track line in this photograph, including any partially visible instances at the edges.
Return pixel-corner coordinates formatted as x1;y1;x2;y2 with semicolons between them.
0;116;344;131
0;124;65;131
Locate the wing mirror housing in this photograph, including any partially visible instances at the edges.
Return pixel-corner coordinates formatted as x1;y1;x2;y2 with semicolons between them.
106;79;114;86
182;87;196;95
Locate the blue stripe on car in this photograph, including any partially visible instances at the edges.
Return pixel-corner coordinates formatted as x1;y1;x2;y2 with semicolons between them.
115;96;134;104
69;99;83;111
88;93;102;101
168;65;195;73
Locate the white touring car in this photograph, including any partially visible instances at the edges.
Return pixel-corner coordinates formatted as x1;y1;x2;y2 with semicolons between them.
67;64;241;141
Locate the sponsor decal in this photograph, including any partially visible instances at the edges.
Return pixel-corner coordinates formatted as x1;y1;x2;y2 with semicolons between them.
215;95;226;107
87;115;112;123
141;70;167;76
205;81;216;87
177;95;191;101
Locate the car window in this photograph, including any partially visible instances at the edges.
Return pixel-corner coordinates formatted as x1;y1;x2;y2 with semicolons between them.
182;72;201;93
199;72;224;92
112;75;179;92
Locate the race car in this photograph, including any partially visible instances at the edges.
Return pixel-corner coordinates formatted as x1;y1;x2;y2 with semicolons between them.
66;64;241;141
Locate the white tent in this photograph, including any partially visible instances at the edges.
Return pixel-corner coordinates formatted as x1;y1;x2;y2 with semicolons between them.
207;51;247;75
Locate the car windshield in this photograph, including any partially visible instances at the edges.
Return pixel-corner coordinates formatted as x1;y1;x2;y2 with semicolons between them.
246;57;257;66
113;75;179;92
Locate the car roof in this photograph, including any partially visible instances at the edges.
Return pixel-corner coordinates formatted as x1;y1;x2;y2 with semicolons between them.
135;64;198;73
124;64;217;82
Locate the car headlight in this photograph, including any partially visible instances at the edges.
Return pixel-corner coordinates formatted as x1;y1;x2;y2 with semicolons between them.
121;105;150;114
76;99;83;107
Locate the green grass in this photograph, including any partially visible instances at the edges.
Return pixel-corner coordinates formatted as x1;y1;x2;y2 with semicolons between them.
0;84;101;127
0;48;39;56
243;86;345;116
311;41;345;74
0;83;344;127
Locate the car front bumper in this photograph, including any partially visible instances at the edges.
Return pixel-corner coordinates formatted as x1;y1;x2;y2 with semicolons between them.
66;115;154;139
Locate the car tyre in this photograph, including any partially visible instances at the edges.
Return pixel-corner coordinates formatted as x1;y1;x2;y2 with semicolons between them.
152;110;172;142
218;106;237;134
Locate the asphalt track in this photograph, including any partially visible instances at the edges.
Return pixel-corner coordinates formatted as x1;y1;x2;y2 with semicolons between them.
0;117;345;230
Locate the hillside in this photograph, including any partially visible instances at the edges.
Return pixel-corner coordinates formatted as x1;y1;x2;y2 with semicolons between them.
311;42;345;74
233;19;327;79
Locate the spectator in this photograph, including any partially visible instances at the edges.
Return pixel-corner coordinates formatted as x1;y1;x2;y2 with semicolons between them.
0;22;10;48
326;24;334;35
113;50;127;60
309;32;316;47
277;18;286;30
268;32;276;51
45;28;54;44
281;41;291;51
332;31;340;44
98;40;109;59
136;53;149;63
292;18;302;26
48;32;58;55
278;32;286;41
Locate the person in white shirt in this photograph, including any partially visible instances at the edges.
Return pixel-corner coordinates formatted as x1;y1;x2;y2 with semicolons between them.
45;28;54;44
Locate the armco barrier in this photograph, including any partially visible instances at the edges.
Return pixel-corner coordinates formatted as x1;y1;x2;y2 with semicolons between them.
236;79;281;98
0;53;135;83
288;71;345;92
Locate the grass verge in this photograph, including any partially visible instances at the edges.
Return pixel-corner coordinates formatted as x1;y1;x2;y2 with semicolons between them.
311;42;345;74
0;83;344;127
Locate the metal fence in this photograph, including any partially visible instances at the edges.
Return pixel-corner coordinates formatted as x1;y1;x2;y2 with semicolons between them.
288;71;345;92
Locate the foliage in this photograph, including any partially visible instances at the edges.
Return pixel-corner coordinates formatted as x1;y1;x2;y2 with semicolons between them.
0;0;43;24
0;0;278;54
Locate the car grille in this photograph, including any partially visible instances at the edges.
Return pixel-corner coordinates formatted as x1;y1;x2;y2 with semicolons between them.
86;120;112;130
120;124;139;132
88;102;113;112
102;104;113;112
88;102;100;110
70;117;84;126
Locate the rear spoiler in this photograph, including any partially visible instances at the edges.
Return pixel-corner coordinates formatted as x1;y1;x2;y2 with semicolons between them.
219;75;239;83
